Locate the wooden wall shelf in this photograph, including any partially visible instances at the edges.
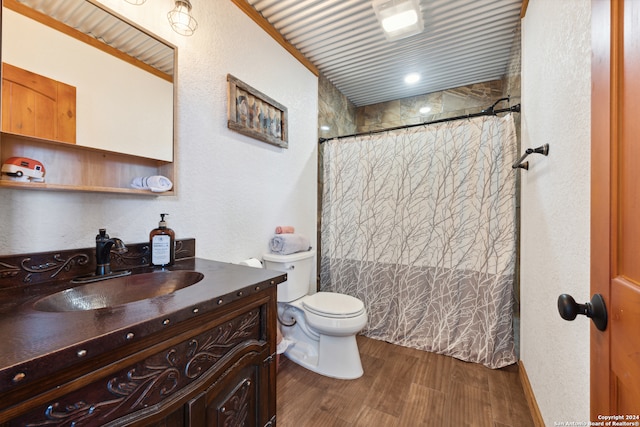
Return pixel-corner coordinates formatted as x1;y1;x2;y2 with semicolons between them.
0;132;175;196
0;180;172;195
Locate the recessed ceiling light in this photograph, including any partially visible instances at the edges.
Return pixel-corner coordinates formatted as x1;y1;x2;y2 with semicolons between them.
404;73;420;84
419;106;431;114
320;125;331;131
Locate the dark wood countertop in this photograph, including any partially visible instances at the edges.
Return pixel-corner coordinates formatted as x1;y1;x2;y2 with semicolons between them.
0;258;286;395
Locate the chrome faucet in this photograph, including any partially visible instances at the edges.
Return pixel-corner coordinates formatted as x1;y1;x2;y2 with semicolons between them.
95;228;128;276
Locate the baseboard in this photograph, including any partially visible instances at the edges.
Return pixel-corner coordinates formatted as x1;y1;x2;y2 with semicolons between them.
518;360;545;427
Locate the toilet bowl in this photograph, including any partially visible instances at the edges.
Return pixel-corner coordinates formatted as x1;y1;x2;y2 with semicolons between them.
263;250;367;379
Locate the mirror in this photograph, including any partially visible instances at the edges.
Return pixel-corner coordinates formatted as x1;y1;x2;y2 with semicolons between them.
1;0;175;162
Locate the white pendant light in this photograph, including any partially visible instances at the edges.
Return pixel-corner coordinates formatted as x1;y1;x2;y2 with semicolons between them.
168;0;198;36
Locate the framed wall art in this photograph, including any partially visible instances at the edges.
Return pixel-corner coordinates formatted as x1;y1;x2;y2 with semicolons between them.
227;74;288;148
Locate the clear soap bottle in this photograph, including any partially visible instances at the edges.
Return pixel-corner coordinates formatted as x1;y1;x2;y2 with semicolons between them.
150;213;175;267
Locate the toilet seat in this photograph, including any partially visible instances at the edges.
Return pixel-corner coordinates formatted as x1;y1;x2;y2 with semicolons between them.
302;292;365;318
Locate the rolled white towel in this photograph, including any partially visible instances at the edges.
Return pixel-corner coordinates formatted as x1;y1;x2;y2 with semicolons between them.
131;175;173;192
269;234;311;255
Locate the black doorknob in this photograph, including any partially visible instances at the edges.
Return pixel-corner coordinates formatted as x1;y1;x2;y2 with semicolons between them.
557;293;607;331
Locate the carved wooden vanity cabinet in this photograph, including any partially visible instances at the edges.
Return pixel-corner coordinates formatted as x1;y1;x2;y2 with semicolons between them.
0;249;285;427
5;291;276;427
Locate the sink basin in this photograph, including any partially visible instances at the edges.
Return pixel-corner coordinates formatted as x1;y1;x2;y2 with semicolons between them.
33;270;204;312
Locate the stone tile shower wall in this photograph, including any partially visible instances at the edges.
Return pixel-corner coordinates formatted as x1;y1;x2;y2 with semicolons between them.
318;74;357;139
355;80;504;133
503;22;522;138
502;22;522;325
317;74;357;283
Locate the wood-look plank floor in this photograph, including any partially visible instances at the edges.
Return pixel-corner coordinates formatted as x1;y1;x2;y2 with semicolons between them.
276;335;534;427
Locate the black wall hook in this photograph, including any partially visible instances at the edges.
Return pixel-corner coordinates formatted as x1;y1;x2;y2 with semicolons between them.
512;144;550;170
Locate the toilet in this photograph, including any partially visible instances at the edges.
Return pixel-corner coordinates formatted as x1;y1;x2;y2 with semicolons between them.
263;249;367;379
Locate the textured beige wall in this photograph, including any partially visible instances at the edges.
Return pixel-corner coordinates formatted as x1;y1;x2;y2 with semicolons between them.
0;0;319;271
521;0;591;424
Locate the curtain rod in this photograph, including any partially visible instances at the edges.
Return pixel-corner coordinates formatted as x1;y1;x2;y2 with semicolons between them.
318;101;521;144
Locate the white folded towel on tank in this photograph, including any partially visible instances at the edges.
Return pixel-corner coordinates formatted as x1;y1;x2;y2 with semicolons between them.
131;175;173;192
269;234;311;255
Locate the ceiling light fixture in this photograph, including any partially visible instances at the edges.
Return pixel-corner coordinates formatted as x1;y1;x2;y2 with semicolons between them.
372;0;424;41
125;0;198;36
404;73;420;84
419;106;431;114
167;0;198;36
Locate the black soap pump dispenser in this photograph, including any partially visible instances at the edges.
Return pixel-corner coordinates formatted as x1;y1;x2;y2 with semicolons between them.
150;213;175;267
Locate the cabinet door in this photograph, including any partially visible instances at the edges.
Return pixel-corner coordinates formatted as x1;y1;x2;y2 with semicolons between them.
1;62;76;143
187;349;274;427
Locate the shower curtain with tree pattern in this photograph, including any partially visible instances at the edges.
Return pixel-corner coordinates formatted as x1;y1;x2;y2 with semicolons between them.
320;114;518;369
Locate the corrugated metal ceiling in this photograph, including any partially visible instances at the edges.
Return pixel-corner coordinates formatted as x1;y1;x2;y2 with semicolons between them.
14;0;175;76
246;0;522;106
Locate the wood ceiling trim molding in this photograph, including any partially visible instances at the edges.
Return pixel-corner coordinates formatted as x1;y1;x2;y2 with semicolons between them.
230;0;320;77
520;0;529;18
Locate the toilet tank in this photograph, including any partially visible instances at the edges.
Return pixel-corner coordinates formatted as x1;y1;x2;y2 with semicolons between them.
263;250;315;302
